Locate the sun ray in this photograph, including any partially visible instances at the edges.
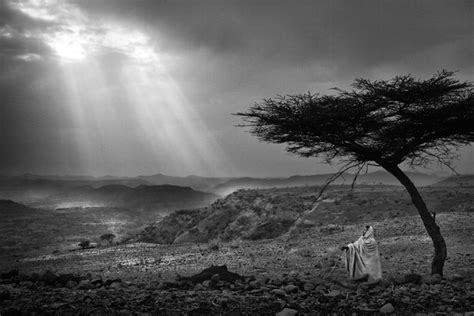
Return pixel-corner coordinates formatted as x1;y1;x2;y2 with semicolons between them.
9;0;236;176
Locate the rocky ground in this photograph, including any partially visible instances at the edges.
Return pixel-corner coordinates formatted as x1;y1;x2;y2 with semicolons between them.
1;209;473;315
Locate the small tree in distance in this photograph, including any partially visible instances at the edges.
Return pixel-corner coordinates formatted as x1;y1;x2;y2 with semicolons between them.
78;240;90;250
237;70;474;276
100;233;116;245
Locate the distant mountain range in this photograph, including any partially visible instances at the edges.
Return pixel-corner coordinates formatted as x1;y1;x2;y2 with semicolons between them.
0;171;466;210
48;184;218;212
431;175;474;187
209;170;446;195
0;175;218;212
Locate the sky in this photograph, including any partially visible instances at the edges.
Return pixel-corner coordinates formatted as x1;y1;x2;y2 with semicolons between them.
0;0;473;177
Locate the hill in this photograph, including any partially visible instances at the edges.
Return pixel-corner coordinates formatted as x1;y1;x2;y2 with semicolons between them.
0;199;149;258
211;171;443;196
47;184;218;212
137;174;234;191
0;174;219;213
0;175;151;204
432;175;474;187
132;185;474;244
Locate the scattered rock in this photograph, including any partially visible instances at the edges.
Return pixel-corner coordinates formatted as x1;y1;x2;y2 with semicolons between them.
424;274;442;285
109;281;122;289
284;284;298;294
1;270;19;280
303;282;314;291
57;273;82;285
272;289;286;296
379;303;394;314
275;308;297;316
40;271;59;285
449;273;463;281
404;273;422;284
272;278;283;286
105;278;122;287
77;279;95;290
184;265;243;284
0;286;11;301
326;290;341;297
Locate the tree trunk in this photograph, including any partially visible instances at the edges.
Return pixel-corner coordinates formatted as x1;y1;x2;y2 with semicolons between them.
383;163;447;275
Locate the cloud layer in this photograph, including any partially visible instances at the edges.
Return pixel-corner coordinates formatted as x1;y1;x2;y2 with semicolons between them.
0;0;473;176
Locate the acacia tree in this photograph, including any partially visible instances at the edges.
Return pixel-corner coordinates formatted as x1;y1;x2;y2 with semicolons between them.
237;71;473;275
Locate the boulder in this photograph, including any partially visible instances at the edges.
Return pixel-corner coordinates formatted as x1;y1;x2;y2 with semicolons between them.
271;289;286;296
0;286;11;301
275;308;297;316
449;273;463;282
379;303;395;314
404;273;422;284
424;274;442;285
77;280;95;290
1;269;19;279
327;290;341;297
183;265;243;284
284;284;299;293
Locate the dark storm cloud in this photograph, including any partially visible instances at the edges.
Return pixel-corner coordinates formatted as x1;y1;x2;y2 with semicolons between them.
75;0;473;74
0;1;55;59
0;0;472;176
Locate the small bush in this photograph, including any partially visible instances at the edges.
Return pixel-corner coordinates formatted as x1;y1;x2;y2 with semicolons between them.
78;240;90;249
208;239;220;251
100;233;116;245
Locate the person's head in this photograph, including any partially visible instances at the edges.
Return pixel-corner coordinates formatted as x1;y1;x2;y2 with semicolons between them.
363;225;375;238
363;225;370;235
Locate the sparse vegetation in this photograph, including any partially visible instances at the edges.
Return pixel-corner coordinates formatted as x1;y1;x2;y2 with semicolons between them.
78;240;90;249
100;233;116;245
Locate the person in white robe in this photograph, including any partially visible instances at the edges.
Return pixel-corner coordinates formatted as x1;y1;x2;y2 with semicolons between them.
341;225;382;282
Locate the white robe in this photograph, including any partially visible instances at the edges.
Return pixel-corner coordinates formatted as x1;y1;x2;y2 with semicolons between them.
344;226;382;282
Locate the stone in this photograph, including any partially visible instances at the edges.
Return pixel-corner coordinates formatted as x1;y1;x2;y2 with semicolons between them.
109;281;122;289
249;280;261;289
284;285;298;293
315;284;327;293
211;274;220;282
272;289;286;296
303;282;315;291
91;277;104;287
424;274;442;285
1;269;19;279
41;271;59;285
0;286;11;301
104;278;122;286
19;281;33;287
275;308;298;316
77;279;95;290
404;273;422;284
272;278;283;286
449;273;463;281
29;272;40;282
202;280;212;288
194;283;204;291
327;290;341;297
379;303;395;314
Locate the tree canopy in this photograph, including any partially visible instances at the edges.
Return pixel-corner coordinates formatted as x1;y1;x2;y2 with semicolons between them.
237;70;474;275
238;71;473;173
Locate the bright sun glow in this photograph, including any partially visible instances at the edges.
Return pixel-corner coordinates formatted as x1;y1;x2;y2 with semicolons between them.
8;0;233;176
11;0;157;63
